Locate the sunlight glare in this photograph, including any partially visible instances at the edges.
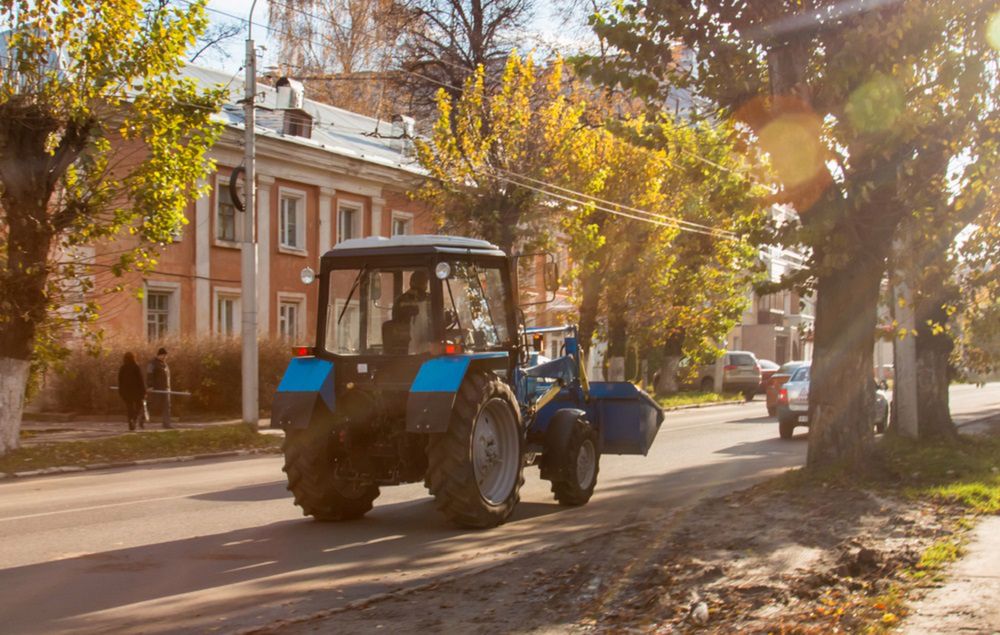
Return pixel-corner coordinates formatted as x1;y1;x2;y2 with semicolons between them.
846;73;903;133
758;113;825;188
988;12;1000;51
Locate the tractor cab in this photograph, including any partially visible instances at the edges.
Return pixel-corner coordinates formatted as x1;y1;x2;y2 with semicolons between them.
319;235;517;363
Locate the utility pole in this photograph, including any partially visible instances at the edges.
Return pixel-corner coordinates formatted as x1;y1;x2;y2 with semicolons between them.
241;1;260;428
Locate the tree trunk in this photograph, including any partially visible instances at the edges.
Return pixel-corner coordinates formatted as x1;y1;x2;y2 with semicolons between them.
577;264;603;356
654;335;684;396
606;300;627;382
915;291;959;440
0;109;61;456
0;358;30;453
807;256;883;468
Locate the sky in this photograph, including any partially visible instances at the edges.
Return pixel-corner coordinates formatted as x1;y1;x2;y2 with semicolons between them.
195;0;596;76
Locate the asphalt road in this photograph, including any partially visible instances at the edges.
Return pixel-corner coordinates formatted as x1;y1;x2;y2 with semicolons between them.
1;384;997;634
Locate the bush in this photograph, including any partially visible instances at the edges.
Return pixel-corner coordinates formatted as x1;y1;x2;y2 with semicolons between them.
47;336;293;416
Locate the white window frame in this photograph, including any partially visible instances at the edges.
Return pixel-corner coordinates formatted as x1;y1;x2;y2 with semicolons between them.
390;210;414;236
277;292;307;341
212;287;242;337
278;187;307;254
144;280;181;341
214;174;241;247
336;201;362;243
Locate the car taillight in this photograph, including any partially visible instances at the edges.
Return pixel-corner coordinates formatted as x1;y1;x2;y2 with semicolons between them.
293;346;314;357
778;388;788;404
724;364;736;371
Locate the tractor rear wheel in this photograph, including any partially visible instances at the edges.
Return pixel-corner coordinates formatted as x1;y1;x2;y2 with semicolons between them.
283;427;379;521
426;372;524;528
550;417;600;506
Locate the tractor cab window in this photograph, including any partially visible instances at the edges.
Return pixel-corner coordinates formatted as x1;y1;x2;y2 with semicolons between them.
441;262;511;349
325;267;432;355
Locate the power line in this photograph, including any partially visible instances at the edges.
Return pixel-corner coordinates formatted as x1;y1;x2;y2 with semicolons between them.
493;167;738;239
485;168;740;240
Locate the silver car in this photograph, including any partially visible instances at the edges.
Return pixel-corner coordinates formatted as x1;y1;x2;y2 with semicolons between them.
776;365;889;439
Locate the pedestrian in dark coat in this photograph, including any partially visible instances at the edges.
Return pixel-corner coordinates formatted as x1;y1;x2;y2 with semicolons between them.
118;352;146;431
146;347;173;429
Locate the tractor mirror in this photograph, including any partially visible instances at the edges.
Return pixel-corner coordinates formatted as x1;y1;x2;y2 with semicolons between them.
544;261;560;293
369;273;382;301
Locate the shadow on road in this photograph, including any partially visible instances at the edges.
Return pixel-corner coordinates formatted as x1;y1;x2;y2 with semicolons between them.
0;443;806;634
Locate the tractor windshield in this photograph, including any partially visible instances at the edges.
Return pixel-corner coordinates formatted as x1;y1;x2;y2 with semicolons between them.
325;267;433;356
441;262;511;349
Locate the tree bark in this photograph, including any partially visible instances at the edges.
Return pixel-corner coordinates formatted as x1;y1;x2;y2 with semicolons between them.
0;103;66;455
654;334;684;396
0;359;30;453
606;298;627;382
915;289;959;440
806;255;883;468
577;266;603;355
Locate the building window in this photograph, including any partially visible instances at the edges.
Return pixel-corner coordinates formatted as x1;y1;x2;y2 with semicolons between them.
337;203;360;243
147;292;171;341
216;178;238;242
279;301;301;340
280;193;305;250
215;294;240;336
391;211;413;236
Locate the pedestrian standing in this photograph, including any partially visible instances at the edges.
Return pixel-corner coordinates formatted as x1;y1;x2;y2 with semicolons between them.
117;352;146;431
147;347;173;429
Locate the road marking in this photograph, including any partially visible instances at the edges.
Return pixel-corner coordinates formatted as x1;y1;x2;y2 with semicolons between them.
322;534;404;553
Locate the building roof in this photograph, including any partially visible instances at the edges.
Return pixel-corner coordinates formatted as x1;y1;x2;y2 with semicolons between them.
183;64;425;176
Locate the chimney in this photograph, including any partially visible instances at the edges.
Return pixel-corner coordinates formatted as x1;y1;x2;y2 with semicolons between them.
274;77;311;139
390;114;415;156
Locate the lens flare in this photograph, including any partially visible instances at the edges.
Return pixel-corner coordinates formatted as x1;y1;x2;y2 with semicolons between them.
847;74;904;133
758;113;825;188
989;12;1000;51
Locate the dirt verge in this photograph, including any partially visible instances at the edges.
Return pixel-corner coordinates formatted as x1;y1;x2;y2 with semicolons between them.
274;477;966;634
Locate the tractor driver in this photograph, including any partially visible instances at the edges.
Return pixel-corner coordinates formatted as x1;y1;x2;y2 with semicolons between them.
389;269;431;353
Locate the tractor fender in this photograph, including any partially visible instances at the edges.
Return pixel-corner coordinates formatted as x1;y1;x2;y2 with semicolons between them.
406;352;508;433
270;357;336;430
538;408;594;481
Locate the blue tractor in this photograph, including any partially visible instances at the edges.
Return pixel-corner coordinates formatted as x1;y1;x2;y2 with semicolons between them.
271;235;663;528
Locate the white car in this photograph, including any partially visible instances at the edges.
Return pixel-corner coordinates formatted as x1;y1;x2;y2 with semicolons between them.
776;365;889;439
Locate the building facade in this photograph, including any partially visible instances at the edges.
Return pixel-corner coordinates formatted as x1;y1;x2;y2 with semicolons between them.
90;66;435;342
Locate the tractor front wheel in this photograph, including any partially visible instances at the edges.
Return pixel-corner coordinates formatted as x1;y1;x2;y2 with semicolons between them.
283;427;380;521
426;372;524;528
550;417;600;506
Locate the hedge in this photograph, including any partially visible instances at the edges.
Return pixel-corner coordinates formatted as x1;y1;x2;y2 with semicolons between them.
46;336;293;416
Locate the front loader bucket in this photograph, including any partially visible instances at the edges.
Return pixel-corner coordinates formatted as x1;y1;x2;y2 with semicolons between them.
588;382;664;455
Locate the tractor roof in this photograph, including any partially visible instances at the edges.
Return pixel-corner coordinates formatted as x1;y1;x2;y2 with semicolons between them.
325;234;506;259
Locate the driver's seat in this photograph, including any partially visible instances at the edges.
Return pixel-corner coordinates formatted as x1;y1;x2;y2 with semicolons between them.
382;319;410;355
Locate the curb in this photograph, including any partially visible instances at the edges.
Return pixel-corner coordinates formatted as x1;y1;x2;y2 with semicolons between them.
0;448;280;481
662;398;745;412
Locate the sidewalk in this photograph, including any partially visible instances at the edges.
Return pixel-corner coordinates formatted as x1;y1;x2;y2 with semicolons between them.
903;516;1000;634
19;415;281;446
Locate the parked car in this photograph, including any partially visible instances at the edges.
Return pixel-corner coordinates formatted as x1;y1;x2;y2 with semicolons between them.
765;360;810;416
776;365;889;439
758;359;780;393
682;351;763;401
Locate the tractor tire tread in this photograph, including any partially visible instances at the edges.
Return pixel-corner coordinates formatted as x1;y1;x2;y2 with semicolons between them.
282;428;380;521
426;372;524;528
550;417;600;506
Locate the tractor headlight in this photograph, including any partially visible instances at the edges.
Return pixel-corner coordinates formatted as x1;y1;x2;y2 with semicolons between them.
300;266;316;285
435;261;451;280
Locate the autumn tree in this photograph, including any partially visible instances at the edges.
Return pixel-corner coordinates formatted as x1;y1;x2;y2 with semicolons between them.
266;0;410;118
580;1;1000;466
0;0;225;454
415;53;584;255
